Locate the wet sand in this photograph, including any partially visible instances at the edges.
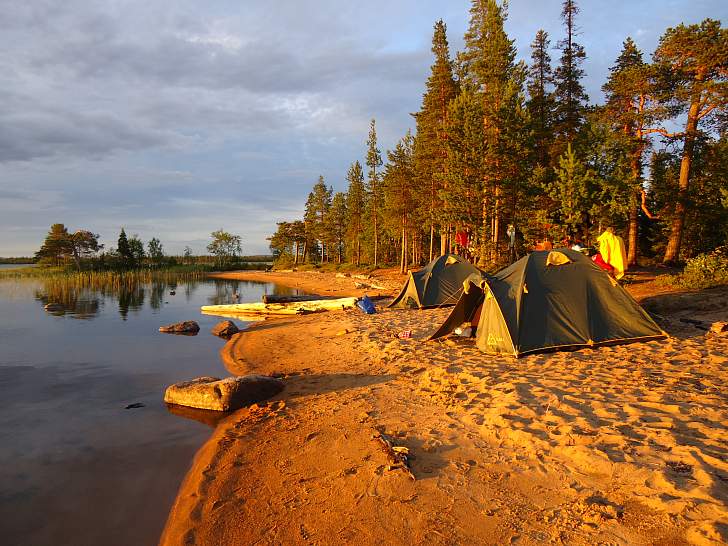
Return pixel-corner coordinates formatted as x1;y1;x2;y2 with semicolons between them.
162;270;728;545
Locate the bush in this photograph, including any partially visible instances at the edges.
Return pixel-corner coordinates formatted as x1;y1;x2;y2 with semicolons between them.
656;246;728;289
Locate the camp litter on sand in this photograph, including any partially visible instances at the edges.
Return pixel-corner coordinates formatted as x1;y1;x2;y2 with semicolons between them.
429;249;666;357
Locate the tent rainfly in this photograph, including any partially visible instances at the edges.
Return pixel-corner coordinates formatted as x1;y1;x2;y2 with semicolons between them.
429;249;667;357
388;254;483;309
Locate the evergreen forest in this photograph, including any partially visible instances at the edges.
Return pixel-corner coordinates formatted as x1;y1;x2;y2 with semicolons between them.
268;0;727;273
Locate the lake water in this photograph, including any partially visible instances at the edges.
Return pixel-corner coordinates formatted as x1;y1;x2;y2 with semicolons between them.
0;263;36;270
0;276;300;546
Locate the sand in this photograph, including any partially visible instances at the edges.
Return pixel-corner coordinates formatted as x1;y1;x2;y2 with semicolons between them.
160;269;728;545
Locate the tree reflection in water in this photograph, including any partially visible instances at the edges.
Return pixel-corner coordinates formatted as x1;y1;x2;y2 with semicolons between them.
35;276;207;319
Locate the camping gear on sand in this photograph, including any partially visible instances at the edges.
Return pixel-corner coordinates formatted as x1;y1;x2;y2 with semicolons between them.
389;254;483;309
357;295;376;314
429;249;666;357
596;229;627;280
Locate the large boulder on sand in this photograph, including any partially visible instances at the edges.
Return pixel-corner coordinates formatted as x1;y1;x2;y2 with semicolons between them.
164;375;284;411
211;320;239;338
159;320;200;334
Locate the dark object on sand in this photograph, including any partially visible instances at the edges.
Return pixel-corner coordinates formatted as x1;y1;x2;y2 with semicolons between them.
125;403;145;409
373;432;415;480
159;320;200;334
164;375;284;411
680;317;709;330
211;320;239;338
357;295;376;314
262;294;323;304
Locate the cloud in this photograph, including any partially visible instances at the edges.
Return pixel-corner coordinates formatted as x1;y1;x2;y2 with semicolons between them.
0;0;723;255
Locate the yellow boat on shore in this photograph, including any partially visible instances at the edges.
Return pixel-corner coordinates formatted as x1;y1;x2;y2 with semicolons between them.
200;297;358;316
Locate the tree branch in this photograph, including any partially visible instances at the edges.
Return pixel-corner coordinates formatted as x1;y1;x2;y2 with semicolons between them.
697;102;719;120
642;127;683;138
640;189;659;220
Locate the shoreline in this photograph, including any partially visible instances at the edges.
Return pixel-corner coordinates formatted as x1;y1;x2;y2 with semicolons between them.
162;270;728;545
208;269;403;299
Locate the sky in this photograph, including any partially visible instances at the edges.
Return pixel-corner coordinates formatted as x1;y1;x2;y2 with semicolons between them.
1;0;724;256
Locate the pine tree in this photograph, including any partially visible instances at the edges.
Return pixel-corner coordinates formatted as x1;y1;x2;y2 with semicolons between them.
117;228;132;266
413;20;459;259
365;119;384;266
290;220;306;265
549;143;594;237
383;131;416;273
128;235;145;266
654;19;727;263
304;176;332;263
441;88;486;246
35;223;70;266
602;37;664;265
345;161;366;265
327;192;349;263
458;0;520;266
553;0;588;147
527;29;555;168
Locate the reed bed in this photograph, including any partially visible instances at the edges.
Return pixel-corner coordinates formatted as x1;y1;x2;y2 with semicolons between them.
0;266;209;284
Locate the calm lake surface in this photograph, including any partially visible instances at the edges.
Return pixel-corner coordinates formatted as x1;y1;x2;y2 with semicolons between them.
0;276;300;546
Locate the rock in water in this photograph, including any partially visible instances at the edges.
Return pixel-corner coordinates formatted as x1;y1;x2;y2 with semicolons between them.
159;320;200;334
211;320;239;338
164;375;284;411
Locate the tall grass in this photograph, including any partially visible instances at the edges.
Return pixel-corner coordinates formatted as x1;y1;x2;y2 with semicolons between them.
0;262;268;281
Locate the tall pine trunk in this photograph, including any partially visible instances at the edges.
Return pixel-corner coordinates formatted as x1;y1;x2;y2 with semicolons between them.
429;225;434;262
627;152;642;266
478;189;490;268
663;95;700;264
627;194;639;266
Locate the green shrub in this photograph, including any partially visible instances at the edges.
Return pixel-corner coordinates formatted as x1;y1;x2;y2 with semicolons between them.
656;246;728;289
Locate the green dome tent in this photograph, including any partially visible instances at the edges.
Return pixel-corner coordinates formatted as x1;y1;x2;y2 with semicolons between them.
388;254;483;309
429;249;666;357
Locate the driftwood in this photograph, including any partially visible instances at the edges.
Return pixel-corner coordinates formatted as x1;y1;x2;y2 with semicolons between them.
201;297;358;316
373;432;415;480
201;310;266;321
262;294;324;304
354;281;387;290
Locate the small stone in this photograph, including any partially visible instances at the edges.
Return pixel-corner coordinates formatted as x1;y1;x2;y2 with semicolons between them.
159;320;200;334
164;375;284;411
211;320;239;338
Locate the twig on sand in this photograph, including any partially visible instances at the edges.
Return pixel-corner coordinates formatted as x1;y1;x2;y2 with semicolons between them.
373;432;416;480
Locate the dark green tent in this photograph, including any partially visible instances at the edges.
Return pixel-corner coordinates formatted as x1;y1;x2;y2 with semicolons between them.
389;254;483;309
429;249;666;356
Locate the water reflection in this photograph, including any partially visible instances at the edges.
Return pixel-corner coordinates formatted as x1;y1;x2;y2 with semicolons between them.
35;276;304;319
165;403;228;428
0;275;303;546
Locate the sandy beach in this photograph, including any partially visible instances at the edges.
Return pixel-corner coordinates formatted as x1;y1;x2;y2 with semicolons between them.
161;269;728;545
